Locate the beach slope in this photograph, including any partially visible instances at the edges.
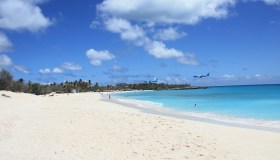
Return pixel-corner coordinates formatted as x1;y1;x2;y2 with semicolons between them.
0;91;279;160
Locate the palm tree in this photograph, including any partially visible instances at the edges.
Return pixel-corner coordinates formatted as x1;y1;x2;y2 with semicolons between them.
13;78;25;92
93;82;99;91
88;80;92;91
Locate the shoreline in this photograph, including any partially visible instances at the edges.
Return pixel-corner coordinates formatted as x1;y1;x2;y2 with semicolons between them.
1;91;280;160
109;94;280;133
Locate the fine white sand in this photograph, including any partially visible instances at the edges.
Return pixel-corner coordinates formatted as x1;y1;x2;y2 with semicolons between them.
0;91;280;160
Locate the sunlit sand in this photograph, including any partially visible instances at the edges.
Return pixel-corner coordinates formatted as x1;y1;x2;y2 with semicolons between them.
1;91;280;160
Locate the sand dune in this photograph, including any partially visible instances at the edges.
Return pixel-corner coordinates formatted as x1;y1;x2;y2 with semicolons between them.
0;91;279;160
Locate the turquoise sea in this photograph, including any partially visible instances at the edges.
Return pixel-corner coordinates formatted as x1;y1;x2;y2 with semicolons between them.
114;84;280;130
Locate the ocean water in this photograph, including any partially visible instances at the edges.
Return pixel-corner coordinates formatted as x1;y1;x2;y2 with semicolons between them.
114;84;280;130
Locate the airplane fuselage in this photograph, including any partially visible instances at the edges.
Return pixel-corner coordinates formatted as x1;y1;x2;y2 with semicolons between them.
193;73;210;78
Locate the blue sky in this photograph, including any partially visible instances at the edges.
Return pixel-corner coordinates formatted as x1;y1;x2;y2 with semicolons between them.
0;0;280;86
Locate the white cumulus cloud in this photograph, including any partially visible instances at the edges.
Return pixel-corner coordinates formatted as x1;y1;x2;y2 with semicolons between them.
86;49;115;66
103;18;199;65
154;27;186;41
0;54;12;67
146;41;198;65
61;62;82;71
39;68;51;74
53;68;63;73
0;32;12;52
0;0;52;32
96;0;280;66
146;41;183;59
105;18;145;41
39;67;64;74
97;0;236;25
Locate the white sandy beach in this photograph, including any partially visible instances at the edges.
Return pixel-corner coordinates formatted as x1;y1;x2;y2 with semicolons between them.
0;91;280;160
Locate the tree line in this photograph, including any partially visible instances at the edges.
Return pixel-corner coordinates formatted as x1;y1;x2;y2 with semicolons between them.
0;69;192;95
0;69;97;95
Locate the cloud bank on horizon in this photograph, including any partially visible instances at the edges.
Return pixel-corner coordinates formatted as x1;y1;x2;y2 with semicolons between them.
0;0;279;85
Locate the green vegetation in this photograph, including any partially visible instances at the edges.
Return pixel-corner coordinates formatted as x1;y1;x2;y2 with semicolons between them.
0;69;13;91
0;69;94;95
0;69;199;95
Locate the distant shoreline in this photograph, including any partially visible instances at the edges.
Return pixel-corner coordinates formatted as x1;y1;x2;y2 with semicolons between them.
106;95;280;133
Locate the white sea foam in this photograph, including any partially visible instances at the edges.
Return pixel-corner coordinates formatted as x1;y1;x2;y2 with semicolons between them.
178;111;280;129
115;97;280;131
117;98;165;110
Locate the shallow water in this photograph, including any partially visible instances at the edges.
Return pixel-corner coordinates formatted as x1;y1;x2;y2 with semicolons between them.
114;84;280;129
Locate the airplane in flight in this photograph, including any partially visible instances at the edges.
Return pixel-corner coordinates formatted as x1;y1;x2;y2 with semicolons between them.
144;78;158;84
193;73;210;78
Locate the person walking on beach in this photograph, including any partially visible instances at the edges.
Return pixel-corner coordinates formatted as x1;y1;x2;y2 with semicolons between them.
109;94;111;99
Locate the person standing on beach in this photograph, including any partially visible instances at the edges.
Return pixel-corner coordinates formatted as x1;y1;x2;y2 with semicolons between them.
109;94;111;99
